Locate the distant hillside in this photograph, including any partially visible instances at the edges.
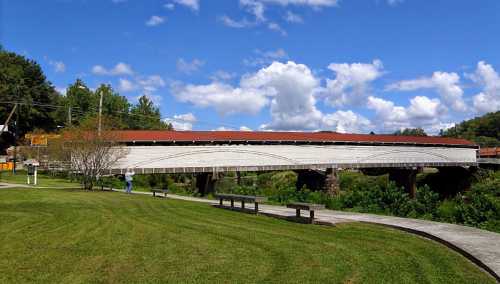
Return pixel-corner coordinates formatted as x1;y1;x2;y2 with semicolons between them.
441;111;500;147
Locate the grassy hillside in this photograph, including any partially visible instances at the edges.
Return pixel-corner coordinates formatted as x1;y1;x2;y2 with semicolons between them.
0;188;495;283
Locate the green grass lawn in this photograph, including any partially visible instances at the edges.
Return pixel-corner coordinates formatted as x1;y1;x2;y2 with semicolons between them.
0;170;80;188
0;188;495;284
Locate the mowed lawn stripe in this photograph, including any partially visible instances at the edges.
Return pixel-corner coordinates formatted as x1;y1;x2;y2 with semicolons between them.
0;188;495;284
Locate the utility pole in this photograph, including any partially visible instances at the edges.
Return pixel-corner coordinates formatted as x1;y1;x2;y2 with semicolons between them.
1;104;17;133
98;89;103;136
13;104;19;174
67;106;72;126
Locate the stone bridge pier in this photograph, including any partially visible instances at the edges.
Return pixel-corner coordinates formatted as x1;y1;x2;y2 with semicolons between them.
295;168;340;197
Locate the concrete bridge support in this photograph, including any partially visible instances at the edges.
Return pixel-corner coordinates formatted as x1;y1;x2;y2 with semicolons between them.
388;168;421;198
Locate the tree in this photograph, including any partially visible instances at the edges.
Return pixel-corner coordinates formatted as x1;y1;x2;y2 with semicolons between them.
393;128;427;137
95;84;131;129
61;118;128;190
441;111;500;147
129;95;172;130
64;79;96;124
0;47;63;152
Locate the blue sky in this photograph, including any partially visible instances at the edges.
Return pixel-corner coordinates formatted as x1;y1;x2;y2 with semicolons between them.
3;0;500;133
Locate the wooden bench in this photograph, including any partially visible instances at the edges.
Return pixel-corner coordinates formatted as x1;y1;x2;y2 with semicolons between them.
214;194;268;214
151;188;168;198
286;202;325;223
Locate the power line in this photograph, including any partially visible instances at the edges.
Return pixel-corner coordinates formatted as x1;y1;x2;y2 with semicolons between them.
0;100;243;130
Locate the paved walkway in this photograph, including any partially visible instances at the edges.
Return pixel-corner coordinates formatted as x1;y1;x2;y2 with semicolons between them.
113;188;500;281
0;182;30;188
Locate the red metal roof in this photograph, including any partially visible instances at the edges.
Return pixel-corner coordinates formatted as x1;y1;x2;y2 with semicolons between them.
479;147;500;157
112;130;477;147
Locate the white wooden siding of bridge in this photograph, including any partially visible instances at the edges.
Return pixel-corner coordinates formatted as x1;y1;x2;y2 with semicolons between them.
111;145;477;173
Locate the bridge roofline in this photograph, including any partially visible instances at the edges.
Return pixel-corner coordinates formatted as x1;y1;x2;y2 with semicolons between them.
110;130;478;149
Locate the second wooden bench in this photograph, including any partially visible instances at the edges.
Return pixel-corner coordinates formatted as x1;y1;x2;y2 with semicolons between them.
214;193;268;214
286;202;325;223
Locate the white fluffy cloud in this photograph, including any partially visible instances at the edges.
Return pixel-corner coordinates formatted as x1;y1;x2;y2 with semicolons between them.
468;61;500;114
367;95;448;133
137;75;166;93
169;59;498;134
92;62;134;76
117;75;165;95
171;82;269;115
171;61;323;130
176;58;205;74
172;60;378;132
165;113;197;130
323;59;384;107
243;61;322;130
321;110;371;133
386;71;467;112
145;15;165;26
173;0;199;11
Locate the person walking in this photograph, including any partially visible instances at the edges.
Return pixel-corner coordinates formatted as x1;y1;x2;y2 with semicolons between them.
124;168;135;194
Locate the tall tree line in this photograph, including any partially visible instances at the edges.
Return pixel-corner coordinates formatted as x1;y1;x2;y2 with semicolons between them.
440;111;500;147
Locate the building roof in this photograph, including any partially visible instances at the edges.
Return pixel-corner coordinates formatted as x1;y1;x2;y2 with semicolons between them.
112;130;477;147
479;147;500;157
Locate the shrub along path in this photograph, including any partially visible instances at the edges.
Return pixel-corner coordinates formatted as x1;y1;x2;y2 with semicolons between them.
116;188;500;281
0;188;497;283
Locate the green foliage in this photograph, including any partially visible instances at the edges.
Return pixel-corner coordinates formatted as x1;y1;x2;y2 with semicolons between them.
408;185;440;219
437;199;461;223
64;83;170;130
336;173;414;216
441;111;500;147
455;177;500;232
65;79;96;123
0;48;64;144
128;95;172;130
393;128;427;136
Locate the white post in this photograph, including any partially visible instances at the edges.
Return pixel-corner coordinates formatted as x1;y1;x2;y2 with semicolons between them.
34;167;38;185
27;174;30;185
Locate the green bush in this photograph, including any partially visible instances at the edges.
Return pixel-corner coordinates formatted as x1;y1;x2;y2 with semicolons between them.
436;199;461;223
408;185;440;219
